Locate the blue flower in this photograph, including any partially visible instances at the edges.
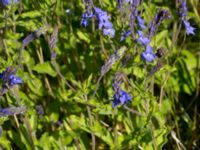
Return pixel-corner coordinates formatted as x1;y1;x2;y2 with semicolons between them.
136;30;150;46
80;11;93;27
178;0;195;35
1;0;18;7
94;7;112;29
141;45;156;62
113;90;132;108
137;16;146;29
183;20;195;35
8;75;22;86
120;30;132;41
0;66;23;87
94;7;115;37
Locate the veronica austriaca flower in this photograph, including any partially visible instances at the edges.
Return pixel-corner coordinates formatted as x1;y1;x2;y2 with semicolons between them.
0;66;22;87
112;73;132;108
178;0;195;35
141;45;156;63
94;7;115;37
1;0;18;7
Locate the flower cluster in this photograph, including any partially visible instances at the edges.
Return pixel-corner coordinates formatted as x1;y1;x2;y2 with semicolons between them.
178;0;195;35
81;1;196;107
81;2;115;37
94;7;115;37
0;67;26;118
138;9;170;63
119;0;147;41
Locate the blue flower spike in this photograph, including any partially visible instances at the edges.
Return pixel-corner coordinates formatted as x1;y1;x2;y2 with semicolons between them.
178;0;195;35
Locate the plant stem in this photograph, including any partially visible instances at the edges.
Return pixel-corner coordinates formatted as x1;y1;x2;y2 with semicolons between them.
84;94;95;150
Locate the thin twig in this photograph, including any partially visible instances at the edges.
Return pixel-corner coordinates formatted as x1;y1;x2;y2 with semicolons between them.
159;22;182;109
123;105;143;116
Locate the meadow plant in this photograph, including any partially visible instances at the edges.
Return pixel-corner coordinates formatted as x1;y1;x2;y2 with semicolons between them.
0;0;199;149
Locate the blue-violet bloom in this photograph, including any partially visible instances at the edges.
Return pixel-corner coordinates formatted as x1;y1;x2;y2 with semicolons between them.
141;45;156;62
137;16;146;29
137;30;150;46
178;0;195;35
183;20;195;35
1;0;18;7
113;90;132;108
80;11;93;27
103;28;115;38
94;7;115;37
0;66;23;87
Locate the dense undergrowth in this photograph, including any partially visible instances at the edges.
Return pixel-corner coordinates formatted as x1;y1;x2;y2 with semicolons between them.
0;0;199;149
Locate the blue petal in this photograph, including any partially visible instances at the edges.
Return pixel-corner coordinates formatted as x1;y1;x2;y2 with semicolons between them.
0;72;4;79
103;28;115;37
141;45;156;62
137;31;150;46
112;90;132;108
137;16;146;30
112;99;120;108
183;20;195;35
80;12;93;27
9;75;23;86
94;7;115;37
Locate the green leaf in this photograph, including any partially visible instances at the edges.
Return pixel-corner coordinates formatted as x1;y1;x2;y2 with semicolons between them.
20;11;41;19
33;62;57;77
77;31;90;43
